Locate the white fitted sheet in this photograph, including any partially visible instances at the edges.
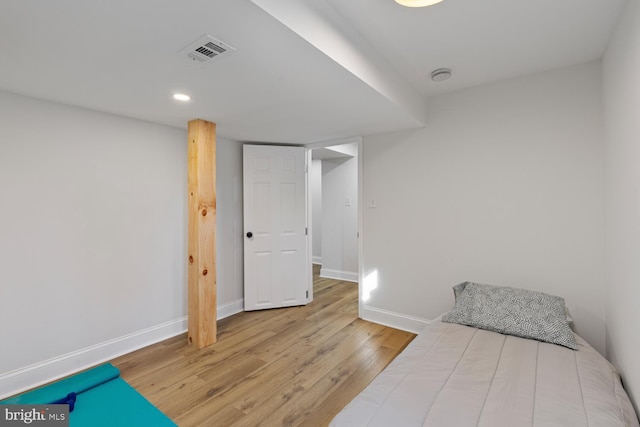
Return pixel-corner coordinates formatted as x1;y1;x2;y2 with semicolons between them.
330;321;639;427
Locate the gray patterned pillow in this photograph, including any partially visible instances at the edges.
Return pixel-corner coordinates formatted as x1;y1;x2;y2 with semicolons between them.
442;282;577;350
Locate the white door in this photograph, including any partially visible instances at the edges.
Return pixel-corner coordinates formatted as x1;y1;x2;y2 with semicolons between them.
243;145;311;311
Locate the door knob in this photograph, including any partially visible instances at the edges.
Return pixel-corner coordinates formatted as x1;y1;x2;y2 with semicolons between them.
246;232;253;238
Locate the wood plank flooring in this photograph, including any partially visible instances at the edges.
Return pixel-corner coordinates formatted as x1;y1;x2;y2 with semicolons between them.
111;266;415;426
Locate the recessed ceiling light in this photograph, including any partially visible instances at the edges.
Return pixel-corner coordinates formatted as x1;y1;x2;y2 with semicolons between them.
173;93;191;101
395;0;444;7
431;68;452;82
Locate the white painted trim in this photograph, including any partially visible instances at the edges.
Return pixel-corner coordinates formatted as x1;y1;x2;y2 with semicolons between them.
361;306;431;334
433;312;448;322
312;256;322;265
320;268;358;283
306;148;314;303
0;298;245;400
0;316;188;400
217;298;244;320
357;139;364;320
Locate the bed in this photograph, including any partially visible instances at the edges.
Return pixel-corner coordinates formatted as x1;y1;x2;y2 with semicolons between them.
330;282;639;427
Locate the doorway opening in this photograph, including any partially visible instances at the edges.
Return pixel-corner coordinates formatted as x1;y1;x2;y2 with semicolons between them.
309;140;360;308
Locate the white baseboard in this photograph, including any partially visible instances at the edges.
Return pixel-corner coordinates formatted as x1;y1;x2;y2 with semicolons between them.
218;298;244;320
320;268;358;283
360;305;431;334
0;299;246;400
0;316;188;400
312;256;322;265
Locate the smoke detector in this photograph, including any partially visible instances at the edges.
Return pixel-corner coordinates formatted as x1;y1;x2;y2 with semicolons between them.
179;34;236;63
431;68;452;82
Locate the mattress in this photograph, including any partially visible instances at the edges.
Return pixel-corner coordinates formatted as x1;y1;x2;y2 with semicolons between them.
330;321;639;427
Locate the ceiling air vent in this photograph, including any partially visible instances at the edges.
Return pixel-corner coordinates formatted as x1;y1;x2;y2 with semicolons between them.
179;34;236;63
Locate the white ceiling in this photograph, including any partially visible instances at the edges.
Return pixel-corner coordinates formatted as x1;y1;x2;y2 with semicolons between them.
327;0;627;97
0;0;627;144
312;143;358;160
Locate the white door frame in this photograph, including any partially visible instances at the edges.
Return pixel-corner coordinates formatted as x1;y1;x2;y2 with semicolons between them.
305;136;363;318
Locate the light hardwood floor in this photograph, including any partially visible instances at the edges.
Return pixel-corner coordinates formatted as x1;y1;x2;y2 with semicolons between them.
112;266;415;426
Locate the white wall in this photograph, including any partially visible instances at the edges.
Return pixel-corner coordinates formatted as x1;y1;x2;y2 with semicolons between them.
320;155;358;281
216;138;245;316
362;62;606;354
602;0;640;410
311;159;323;264
0;91;244;398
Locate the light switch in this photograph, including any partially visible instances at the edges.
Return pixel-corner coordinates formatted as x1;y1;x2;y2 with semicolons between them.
345;197;351;207
369;199;377;209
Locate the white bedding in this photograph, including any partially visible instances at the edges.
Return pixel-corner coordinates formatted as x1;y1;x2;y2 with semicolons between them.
330;321;639;427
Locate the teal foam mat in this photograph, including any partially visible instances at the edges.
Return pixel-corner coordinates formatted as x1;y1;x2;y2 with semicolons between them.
69;377;175;427
1;364;176;427
1;364;119;405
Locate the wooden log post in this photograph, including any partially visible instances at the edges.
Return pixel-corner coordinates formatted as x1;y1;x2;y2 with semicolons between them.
187;119;217;348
